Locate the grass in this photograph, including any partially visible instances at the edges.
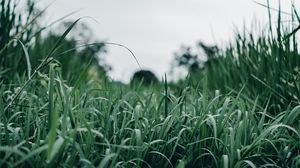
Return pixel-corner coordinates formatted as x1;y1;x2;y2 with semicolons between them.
1;74;300;167
203;2;300;113
1;0;300;167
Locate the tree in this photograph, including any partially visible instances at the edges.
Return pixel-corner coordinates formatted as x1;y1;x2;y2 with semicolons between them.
130;70;159;86
172;46;202;73
171;42;220;75
197;41;219;68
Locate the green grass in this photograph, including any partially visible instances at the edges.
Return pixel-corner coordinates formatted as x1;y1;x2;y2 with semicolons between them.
1;73;300;167
1;0;300;167
203;2;300;112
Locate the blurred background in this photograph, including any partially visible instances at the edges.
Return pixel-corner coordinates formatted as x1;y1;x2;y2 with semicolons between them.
39;0;299;83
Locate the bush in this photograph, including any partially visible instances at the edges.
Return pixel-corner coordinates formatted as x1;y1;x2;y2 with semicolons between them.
130;70;159;86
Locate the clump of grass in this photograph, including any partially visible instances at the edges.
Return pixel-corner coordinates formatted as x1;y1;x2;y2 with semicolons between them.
196;3;300;113
0;0;41;78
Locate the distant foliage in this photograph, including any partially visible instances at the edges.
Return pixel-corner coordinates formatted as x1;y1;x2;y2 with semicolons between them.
172;42;220;74
0;0;110;83
172;46;202;73
198;41;220;67
29;22;110;83
172;33;300;112
207;30;300;110
130;70;159;86
171;43;219;86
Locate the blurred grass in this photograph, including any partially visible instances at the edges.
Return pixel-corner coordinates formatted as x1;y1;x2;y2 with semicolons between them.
1;72;300;167
205;29;300;113
191;3;300;114
0;0;300;167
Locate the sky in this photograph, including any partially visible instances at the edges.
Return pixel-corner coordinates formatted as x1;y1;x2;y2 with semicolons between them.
40;0;299;83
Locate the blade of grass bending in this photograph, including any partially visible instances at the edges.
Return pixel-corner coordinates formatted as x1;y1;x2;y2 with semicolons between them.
242;160;257;168
0;0;52;55
253;1;291;16
40;18;81;65
29;9;81;39
104;42;141;69
56;42;139;69
283;24;300;41
243;124;300;156
4;19;81;112
46;41;140;84
14;39;31;80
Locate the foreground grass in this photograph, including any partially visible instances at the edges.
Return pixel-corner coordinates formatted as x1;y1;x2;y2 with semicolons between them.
1;0;300;167
1;69;300;167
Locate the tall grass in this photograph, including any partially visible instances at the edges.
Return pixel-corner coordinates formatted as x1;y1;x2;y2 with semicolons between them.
1;0;300;167
1;72;300;167
201;4;300;113
0;0;39;78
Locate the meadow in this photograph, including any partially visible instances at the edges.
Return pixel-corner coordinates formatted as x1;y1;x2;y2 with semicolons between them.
0;0;300;167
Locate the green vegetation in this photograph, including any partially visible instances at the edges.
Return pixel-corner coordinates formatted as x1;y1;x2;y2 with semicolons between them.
1;0;300;167
130;70;159;86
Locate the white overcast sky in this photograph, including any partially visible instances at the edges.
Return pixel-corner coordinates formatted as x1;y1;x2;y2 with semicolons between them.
40;0;299;83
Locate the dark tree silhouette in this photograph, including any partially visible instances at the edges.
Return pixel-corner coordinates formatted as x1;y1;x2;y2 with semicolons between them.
171;42;220;75
173;46;202;73
130;70;159;86
197;41;219;67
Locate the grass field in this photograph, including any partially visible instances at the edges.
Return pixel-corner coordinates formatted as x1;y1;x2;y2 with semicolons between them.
1;0;300;167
